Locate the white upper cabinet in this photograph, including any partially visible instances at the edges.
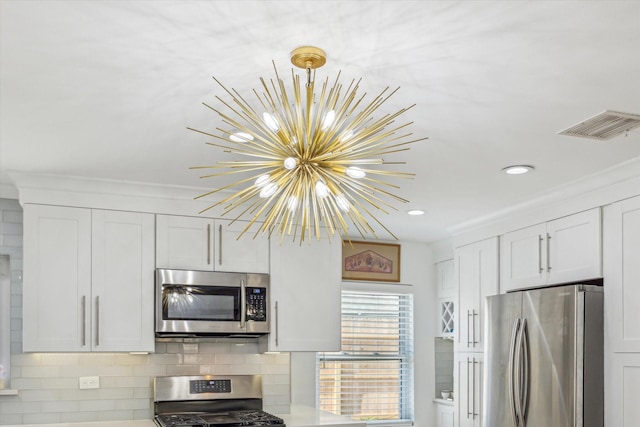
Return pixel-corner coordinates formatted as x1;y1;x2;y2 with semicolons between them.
437;259;455;299
500;208;601;293
267;235;341;352
156;215;213;271
437;259;455;337
24;205;92;352
156;215;269;274
214;219;270;274
23;205;155;352
455;237;499;353
604;195;640;352
91;210;155;352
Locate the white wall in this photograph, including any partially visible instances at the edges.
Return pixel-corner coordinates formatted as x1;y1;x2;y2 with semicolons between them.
290;240;437;427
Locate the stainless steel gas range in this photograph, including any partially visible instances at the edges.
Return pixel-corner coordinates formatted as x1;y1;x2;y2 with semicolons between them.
153;375;285;427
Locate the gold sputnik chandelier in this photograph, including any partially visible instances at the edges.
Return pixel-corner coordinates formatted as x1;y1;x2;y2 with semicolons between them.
190;46;426;243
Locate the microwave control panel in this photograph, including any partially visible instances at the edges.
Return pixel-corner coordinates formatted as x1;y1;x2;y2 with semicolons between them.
246;287;267;322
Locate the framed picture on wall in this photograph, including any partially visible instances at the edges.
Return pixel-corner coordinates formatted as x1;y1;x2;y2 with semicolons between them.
342;241;401;282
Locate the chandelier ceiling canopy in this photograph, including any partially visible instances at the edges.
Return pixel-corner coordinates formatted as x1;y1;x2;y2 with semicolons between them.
189;46;427;243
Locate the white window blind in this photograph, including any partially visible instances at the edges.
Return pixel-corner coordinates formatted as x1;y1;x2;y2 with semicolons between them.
317;290;414;423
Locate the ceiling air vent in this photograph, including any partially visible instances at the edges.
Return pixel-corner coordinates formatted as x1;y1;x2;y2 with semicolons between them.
558;110;640;141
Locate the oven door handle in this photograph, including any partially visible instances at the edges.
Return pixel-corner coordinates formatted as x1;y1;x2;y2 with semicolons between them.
240;278;246;329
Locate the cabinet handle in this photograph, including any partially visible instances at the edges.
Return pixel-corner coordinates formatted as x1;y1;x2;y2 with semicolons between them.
467;310;472;347
218;224;222;266
473;358;479;418
81;295;86;347
466;357;472;418
95;296;100;347
538;235;544;273
546;233;552;271
240;279;246;329
274;301;279;347
472;310;479;346
207;224;211;265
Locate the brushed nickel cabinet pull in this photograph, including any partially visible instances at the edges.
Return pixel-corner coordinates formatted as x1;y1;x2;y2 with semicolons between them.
81;295;86;346
95;296;100;347
206;224;211;265
538;235;544;273
546;233;552;271
218;224;222;266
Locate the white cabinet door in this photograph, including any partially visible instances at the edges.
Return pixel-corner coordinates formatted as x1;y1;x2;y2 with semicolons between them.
437;259;455;298
156;215;270;274
604;196;640;352
214;219;270;274
500;208;601;293
500;223;547;292
437;403;454;427
456;237;498;352
91;210;155;352
547;208;601;285
605;353;640;427
455;352;483;427
24;205;156;353
437;259;456;338
268;236;341;352
156;215;214;270
23;205;92;352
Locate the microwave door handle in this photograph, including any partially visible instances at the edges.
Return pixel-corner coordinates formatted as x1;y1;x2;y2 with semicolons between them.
240;279;246;329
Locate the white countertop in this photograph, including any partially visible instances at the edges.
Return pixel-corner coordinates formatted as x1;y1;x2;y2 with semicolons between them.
278;404;366;427
1;405;364;427
433;397;454;406
1;422;156;427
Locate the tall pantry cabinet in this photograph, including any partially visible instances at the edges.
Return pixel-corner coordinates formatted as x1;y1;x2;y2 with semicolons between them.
454;237;499;427
603;195;640;427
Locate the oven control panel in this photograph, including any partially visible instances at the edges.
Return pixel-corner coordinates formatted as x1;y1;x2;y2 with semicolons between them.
190;379;231;394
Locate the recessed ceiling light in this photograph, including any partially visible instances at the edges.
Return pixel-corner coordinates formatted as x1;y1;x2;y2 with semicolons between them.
407;209;425;216
502;165;535;175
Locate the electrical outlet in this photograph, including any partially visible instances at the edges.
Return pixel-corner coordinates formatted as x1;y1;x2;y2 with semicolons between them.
79;376;100;389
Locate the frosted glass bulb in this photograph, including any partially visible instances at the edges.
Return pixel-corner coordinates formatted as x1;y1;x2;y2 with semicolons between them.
336;194;350;212
315;181;329;199
346;167;366;179
287;195;298;212
230;132;253;142
254;174;270;188
283;157;297;170
321;110;336;130
263;112;280;132
259;182;278;198
341;130;354;141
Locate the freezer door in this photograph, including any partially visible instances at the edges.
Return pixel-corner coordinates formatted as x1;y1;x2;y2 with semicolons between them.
483;292;522;427
521;285;579;427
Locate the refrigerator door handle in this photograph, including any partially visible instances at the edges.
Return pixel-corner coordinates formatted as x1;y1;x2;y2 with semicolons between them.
520;319;530;426
509;318;521;426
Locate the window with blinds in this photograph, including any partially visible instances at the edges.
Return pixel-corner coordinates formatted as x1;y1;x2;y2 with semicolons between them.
317;290;414;423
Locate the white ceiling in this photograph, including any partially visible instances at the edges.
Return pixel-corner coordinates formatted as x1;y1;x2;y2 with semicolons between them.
1;0;639;243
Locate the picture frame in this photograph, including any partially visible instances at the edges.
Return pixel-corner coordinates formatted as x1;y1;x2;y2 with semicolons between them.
342;241;401;282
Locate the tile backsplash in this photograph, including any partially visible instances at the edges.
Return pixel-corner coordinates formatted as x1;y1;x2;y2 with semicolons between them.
434;337;453;398
0;199;291;425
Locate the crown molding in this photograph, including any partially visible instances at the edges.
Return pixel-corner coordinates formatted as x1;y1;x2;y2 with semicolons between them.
449;156;640;247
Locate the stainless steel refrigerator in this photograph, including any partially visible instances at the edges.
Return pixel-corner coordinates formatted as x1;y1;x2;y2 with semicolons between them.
483;284;603;427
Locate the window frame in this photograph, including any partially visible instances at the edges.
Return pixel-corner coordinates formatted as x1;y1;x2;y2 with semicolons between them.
317;281;414;425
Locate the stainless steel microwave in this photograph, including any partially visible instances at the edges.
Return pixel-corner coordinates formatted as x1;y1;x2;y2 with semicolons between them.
155;269;270;337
